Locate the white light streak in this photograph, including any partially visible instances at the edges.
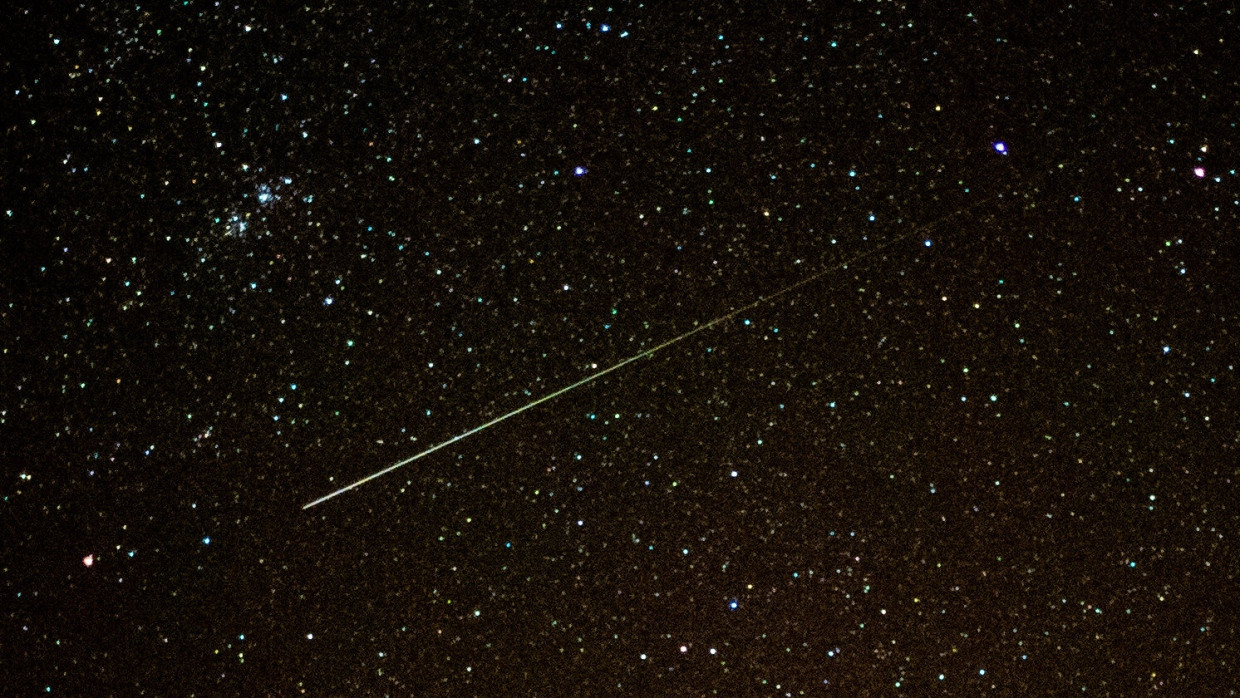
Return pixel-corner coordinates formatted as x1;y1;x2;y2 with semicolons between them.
304;196;994;510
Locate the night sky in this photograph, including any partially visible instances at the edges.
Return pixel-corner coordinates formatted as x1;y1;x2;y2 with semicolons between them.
3;2;1237;695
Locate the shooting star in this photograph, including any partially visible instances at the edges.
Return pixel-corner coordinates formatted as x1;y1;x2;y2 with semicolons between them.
304;197;992;510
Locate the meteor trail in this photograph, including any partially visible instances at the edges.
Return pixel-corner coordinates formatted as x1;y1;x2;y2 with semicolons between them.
303;199;991;510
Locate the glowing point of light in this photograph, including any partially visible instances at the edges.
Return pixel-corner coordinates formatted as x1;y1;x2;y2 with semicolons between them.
83;554;94;567
994;142;1007;153
574;166;587;176
202;537;211;545
1194;167;1206;178
924;239;932;247
729;600;738;610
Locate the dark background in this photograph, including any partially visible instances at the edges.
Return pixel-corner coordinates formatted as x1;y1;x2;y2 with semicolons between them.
2;2;1236;695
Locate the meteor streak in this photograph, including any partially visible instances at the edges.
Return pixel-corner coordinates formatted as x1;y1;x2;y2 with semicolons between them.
303;200;989;510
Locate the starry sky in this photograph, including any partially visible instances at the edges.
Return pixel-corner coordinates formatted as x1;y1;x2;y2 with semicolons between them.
3;2;1237;695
